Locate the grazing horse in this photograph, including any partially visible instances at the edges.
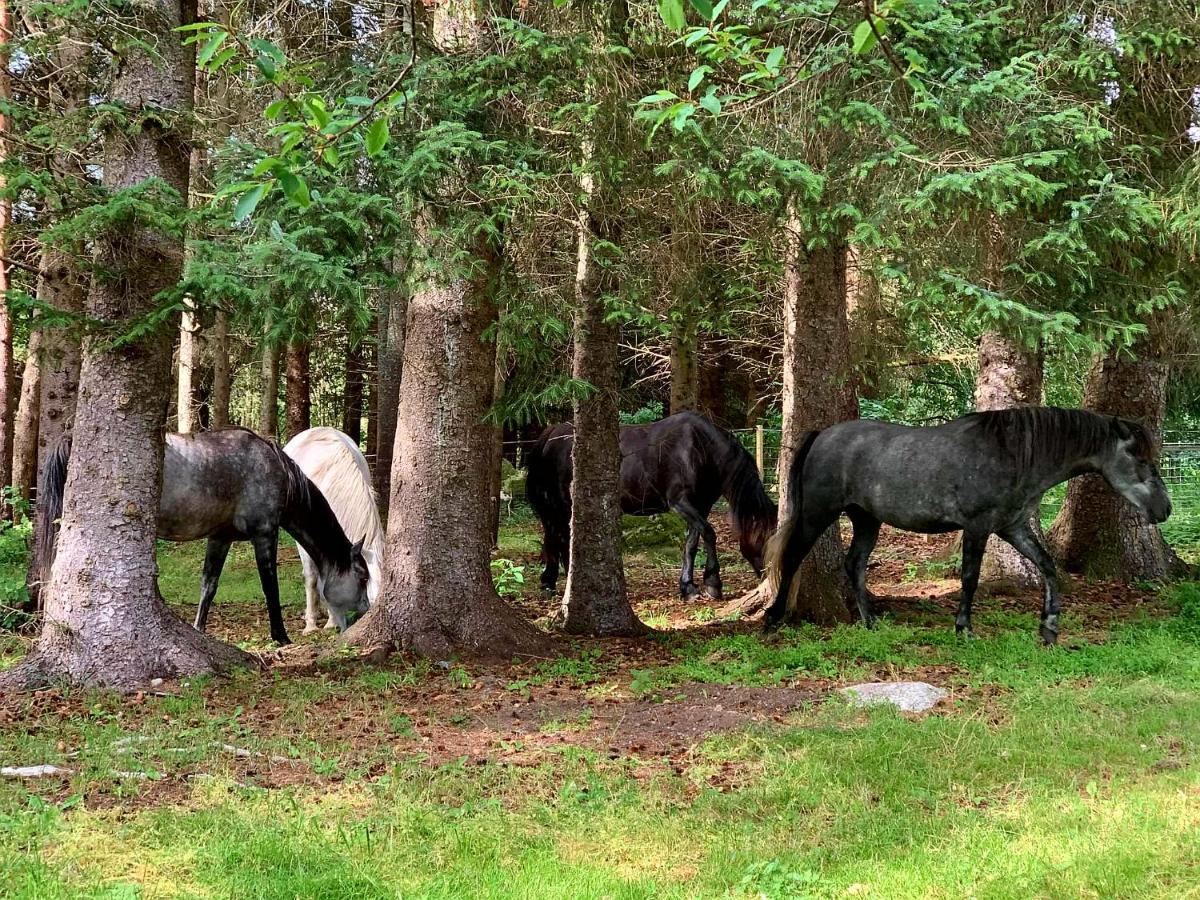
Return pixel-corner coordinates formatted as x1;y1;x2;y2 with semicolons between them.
527;411;777;599
283;427;384;633
31;428;370;645
765;407;1172;644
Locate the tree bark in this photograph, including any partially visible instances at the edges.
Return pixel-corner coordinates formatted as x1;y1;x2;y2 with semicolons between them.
974;331;1045;590
344;0;548;660
34;251;84;466
668;317;698;415
489;347;507;548
776;214;857;625
259;340;279;439
210;310;230;428
2;0;249;691
284;339;310;441
374;274;407;512
176;298;198;432
1049;330;1180;580
11;329;40;503
341;333;364;443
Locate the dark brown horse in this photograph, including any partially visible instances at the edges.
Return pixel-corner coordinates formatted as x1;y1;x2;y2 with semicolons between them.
526;411;777;600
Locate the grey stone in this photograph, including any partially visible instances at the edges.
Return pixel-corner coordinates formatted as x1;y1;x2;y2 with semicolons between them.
840;681;947;713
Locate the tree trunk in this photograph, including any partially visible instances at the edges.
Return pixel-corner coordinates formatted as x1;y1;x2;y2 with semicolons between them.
2;0;249;691
776;215;857;625
342;333;364;443
176;298;198;432
668;317;698;415
1049;330;1180;580
489;349;507;548
344;0;548;660
259;341;279;439
974;331;1045;590
374;277;407;512
364;331;378;470
210;310;230;428
11;329;40;503
285;339;310;440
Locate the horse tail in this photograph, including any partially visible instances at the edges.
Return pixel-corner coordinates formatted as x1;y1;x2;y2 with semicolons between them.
765;429;821;597
29;433;72;610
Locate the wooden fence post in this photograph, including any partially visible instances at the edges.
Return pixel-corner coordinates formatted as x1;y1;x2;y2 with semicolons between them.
755;425;765;478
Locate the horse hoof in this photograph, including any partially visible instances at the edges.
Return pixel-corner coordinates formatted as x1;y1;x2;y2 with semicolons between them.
680;585;701;601
1040;626;1060;646
703;584;723;601
302;625;319;635
955;626;977;641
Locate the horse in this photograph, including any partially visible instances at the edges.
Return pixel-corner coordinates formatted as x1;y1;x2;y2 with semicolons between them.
526;411;777;600
283;427;384;633
764;407;1172;644
31;428;370;645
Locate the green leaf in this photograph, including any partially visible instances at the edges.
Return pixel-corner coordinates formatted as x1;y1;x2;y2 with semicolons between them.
196;31;228;67
233;183;268;223
699;88;721;116
689;0;714;19
688;66;709;92
366;118;389;157
853;19;881;55
657;0;686;31
322;146;341;168
764;46;785;73
278;171;311;207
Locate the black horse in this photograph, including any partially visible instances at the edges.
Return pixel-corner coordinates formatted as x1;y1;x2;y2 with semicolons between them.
31;428;370;645
765;407;1172;644
527;411;777;599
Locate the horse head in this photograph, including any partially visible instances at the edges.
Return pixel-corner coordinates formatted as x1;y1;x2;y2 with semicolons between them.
739;507;778;579
1099;417;1172;524
318;538;372;631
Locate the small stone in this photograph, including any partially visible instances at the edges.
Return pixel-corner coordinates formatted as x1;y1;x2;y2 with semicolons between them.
150;678;164;688
840;681;947;714
2;765;72;778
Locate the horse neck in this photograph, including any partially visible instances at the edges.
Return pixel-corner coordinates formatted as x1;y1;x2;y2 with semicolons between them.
1030;450;1102;496
282;478;352;574
712;428;776;528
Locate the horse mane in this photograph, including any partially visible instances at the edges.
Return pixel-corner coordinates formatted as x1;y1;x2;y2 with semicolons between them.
691;415;778;541
965;406;1156;471
264;437;354;568
283;428;384;601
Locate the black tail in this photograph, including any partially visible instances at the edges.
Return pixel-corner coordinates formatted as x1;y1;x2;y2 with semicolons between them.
28;433;72;611
764;429;821;608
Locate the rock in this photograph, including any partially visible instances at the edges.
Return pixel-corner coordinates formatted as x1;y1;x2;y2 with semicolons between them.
2;765;73;778
841;681;947;713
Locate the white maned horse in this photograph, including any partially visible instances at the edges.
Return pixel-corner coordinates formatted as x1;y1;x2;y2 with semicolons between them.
283;427;384;632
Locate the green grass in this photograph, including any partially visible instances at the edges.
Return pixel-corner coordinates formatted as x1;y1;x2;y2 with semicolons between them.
5;526;1200;897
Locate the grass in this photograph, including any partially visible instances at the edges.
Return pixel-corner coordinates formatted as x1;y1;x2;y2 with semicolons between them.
4;521;1200;897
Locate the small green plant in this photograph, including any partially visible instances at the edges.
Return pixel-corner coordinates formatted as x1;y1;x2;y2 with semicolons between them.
691;606;716;624
490;558;526;596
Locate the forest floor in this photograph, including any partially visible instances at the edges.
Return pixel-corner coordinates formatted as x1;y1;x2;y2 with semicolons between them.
2;513;1200;898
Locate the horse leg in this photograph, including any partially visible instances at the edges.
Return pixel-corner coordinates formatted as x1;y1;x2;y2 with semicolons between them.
252;531;291;646
699;520;722;600
763;509;840;631
540;515;568;592
844;511;881;627
956;531;987;638
678;524;701;599
300;550;323;634
194;537;231;633
997;522;1060;645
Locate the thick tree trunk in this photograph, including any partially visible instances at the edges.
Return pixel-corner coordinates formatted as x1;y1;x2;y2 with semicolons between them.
374;279;407;512
2;0;249;691
345;243;547;658
342;334;364;443
344;0;547;660
1049;331;1180;580
285;339;310;440
974;331;1045;590
210;310;230;428
11;330;40;502
775;215;857;625
489;350;507;548
259;341;279;439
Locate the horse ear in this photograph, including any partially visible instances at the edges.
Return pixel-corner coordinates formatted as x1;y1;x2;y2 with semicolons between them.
1112;417;1133;442
351;538;365;556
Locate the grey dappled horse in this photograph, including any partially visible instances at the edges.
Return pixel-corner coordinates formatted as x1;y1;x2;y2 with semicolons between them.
765;408;1172;644
31;428;370;645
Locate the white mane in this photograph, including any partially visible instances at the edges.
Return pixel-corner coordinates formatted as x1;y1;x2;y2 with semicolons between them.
283;427;385;605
